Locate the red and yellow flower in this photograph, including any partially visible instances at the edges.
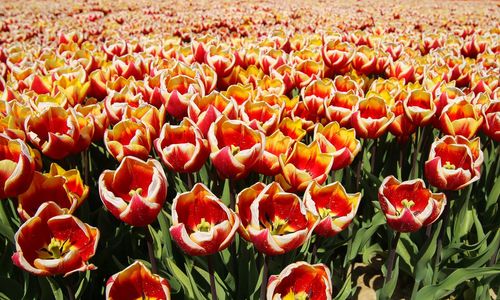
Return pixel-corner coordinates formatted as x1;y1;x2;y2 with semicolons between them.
425;135;483;191
482;100;500;142
0;134;35;199
253;130;294;176
276;141;334;192
104;118;152;162
99;156;168;227
314;122;361;170
403;89;436;126
106;261;171;300
12;202;99;276
351;96;395;139
439;99;483;139
208;116;264;179
237;182;317;256
267;261;332;300
169;183;239;256
154;118;209;173
304;181;361;237
378;176;447;232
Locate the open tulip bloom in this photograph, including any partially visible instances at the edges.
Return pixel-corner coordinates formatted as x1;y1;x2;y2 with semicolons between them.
170;183;239;256
12;202;99;277
99;156;168;227
106;261;171;300
378;176;446;232
267;261;333;300
237;182;318;256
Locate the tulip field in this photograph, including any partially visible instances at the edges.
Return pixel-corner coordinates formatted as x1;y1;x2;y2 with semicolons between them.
0;0;499;299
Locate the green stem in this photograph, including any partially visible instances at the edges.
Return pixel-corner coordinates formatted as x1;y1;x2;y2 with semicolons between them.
208;255;218;300
64;279;75;300
145;228;158;274
259;254;269;300
385;231;401;283
432;192;452;284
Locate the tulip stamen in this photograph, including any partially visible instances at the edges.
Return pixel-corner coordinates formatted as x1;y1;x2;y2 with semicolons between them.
129;188;143;197
38;238;71;259
443;161;456;170
231;145;240;155
196;218;212;232
270;217;290;235
318;207;335;219
283;290;309;300
401;199;415;209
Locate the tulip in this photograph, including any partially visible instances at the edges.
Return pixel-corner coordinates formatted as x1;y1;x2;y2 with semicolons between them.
351;96;395;139
239;182;317;255
12;202;99;276
163;75;205;120
276;140;334;192
99;156;168;227
314;122;361;170
304;181;361;237
301;78;335;118
104;118;152;162
169;183;239;256
378;176;446;232
154;118;209;173
24;106;80;160
439;99;483;139
240;100;281;135
17;166;87;221
324;92;360;126
187;91;238;137
106;261;171;300
253;130;294;176
403;89;436;127
278;117;307;141
389;98;417;141
267;261;332;300
208;116;264;179
482;100;500;142
322;39;353;72
0;134;35;199
205;45;236;78
425;135;483;191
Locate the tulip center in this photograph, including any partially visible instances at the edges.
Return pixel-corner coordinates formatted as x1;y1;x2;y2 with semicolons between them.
401;199;415;209
318;207;335;219
129;188;143;197
443;161;456;170
231;145;240;155
38;238;71;259
283;290;309;300
270;217;291;235
196;218;212;232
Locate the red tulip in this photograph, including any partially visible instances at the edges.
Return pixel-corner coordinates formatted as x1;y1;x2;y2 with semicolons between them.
0;134;35;199
25;107;80;160
378;176;446;232
425;135;483;191
106;261;171;300
267;261;332;300
482;100;500;142
351;96;395;139
253;130;294;176
154;118;209;173
99;156;168;227
403;89;436;127
439;99;483;139
276;140;334;192
304;181;361;237
170;183;239;256
12;202;99;276
238;182;317;255
208;116;264;179
314;122;361;170
104;118;152;162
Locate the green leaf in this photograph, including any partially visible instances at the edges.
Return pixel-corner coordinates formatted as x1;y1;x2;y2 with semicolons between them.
348;212;385;261
378;257;400;300
415;223;441;282
75;271;91;300
0;277;23;300
416;266;500;299
333;272;353;300
166;258;195;299
486;177;500;212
